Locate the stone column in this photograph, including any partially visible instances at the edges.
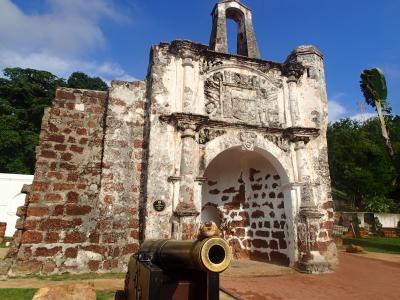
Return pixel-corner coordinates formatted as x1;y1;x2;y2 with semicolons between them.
287;76;300;127
174;122;200;240
294;139;329;273
182;55;195;112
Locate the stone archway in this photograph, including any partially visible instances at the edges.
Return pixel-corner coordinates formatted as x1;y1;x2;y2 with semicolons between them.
201;146;291;266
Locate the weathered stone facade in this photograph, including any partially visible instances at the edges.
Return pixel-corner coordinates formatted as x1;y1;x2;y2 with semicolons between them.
4;0;337;276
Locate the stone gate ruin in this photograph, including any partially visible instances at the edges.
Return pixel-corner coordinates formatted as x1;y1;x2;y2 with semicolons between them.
3;0;337;276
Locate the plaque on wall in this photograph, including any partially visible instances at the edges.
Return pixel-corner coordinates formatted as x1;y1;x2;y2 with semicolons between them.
153;200;166;212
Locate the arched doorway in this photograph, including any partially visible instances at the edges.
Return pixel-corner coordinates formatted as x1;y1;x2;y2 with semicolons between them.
201;147;290;266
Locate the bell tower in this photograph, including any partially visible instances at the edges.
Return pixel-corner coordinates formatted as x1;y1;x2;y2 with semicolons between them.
209;0;260;58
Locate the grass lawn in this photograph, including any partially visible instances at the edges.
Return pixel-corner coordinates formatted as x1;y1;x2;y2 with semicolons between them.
343;237;400;254
0;289;115;300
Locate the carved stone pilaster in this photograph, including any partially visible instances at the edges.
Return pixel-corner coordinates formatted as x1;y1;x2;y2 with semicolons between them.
296;205;329;274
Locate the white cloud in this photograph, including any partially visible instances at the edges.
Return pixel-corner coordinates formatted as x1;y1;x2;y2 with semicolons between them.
350;112;376;122
0;0;135;83
328;100;347;122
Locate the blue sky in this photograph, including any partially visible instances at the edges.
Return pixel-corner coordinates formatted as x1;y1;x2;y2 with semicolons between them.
1;0;399;121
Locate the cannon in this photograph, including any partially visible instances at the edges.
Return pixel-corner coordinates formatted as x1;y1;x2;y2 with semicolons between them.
119;237;232;300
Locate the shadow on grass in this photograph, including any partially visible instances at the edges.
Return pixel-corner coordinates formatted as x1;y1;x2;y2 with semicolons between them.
343;237;400;254
11;272;125;281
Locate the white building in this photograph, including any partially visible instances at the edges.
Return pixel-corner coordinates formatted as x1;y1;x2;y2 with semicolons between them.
0;173;34;237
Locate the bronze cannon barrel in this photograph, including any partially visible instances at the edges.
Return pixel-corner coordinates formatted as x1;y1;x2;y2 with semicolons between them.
138;237;232;273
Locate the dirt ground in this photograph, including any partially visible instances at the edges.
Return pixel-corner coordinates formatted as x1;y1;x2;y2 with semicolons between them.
221;252;400;300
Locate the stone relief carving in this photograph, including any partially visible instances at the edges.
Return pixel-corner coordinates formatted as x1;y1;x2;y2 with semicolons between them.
204;71;282;127
264;134;290;152
198;128;226;145
200;57;223;75
239;131;257;151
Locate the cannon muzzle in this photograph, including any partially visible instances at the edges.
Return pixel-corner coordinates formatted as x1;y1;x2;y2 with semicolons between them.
139;237;232;273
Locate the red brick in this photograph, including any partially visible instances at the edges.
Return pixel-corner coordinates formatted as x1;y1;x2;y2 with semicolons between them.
68;136;76;143
42;143;52;149
21;231;43;244
53;205;64;215
41;150;57;159
103;195;114;205
60;163;78;171
66;102;75;110
28;193;41;203
252;239;268;248
103;259;118;270
27;207;48;217
81;245;107;255
45;232;60;243
63;128;72;134
53;183;75;191
54;144;67;151
130;230;139;239
122;243;139;255
32;181;50;192
35;246;62;257
23;220;38;230
88;260;100;272
56;89;76;100
65;247;78;258
128;219;139;229
251;210;265;219
66;191;79;203
47;134;65;143
79;138;88;145
76;128;87;135
70;145;84;154
47;172;63;180
322;201;334;210
66;205;92;216
66;173;79;182
42;260;57;274
133;140;145;149
45;194;63;203
89;232;100;244
64;231;86;243
39;219;79;230
61;153;73;161
103;183;124;192
48;123;59;133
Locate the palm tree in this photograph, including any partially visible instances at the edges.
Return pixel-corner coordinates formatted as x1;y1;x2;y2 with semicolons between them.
360;68;400;200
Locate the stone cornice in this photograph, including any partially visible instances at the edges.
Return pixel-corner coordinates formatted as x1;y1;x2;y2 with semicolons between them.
159;113;320;141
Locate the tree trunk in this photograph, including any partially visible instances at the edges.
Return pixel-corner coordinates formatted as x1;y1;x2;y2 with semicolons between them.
375;100;400;201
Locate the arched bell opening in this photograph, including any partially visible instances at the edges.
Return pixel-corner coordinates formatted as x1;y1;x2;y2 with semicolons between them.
225;7;247;56
201;146;291;266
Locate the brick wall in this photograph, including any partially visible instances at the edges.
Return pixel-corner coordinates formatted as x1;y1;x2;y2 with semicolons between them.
6;82;148;276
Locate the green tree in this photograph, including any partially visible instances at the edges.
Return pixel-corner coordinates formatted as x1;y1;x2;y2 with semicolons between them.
328;118;397;211
0;68;65;174
0;67;108;174
360;68;400;199
67;72;108;91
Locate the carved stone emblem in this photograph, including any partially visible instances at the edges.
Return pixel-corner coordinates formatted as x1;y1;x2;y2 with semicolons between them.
204;71;281;127
239;131;257;151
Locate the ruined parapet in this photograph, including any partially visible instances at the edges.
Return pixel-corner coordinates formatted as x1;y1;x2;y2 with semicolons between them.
7;85;147;276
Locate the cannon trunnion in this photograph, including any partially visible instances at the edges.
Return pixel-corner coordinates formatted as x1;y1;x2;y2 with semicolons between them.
121;237;232;300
